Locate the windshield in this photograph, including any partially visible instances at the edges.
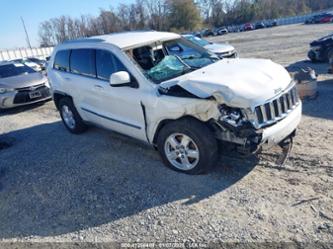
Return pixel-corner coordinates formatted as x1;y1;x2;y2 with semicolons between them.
184;35;210;47
146;55;191;82
130;38;218;83
0;63;36;78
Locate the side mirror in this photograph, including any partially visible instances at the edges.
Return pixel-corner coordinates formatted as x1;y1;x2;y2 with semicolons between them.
110;71;131;87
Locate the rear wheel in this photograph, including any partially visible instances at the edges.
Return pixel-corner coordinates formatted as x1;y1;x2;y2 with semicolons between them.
157;118;218;174
58;98;87;134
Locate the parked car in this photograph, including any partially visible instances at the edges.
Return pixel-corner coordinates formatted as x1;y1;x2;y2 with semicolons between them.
0;61;51;109
308;33;333;62
255;22;266;29
244;23;254;31
305;13;333;24
193;31;202;38
271;19;278;27
202;29;215;37
27;57;47;70
227;25;240;33
319;14;333;23
48;31;301;174
183;34;238;58
11;58;43;71
216;27;228;35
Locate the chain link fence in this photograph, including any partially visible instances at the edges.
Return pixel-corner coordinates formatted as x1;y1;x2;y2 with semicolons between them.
273;8;333;25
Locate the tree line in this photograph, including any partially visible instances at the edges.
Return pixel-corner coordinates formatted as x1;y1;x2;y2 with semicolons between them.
39;0;333;47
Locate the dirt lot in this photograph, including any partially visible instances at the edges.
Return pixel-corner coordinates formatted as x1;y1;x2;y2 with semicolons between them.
0;24;333;245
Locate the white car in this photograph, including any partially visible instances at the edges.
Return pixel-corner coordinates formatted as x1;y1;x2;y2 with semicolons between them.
47;31;301;174
183;34;238;58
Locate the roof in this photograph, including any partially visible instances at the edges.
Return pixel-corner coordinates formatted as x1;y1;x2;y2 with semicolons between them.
0;61;13;66
82;31;181;49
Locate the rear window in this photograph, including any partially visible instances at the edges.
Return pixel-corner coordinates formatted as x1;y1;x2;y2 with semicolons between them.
0;63;35;78
96;50;127;81
54;50;70;72
70;49;96;77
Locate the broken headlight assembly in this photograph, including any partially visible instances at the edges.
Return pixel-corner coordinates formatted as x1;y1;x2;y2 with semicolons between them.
218;104;245;128
216;104;263;154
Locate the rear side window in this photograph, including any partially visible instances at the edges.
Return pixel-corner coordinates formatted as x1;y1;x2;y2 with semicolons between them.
96;50;127;81
54;50;70;72
70;49;96;77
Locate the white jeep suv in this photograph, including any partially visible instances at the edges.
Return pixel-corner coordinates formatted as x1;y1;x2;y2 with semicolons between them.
47;31;302;174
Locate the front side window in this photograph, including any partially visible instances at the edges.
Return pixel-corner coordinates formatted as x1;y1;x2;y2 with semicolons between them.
96;50;127;81
70;49;96;77
164;39;214;69
54;50;70;72
0;63;35;78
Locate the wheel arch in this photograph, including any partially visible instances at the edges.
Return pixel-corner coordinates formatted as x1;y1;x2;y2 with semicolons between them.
152;115;215;146
53;91;72;110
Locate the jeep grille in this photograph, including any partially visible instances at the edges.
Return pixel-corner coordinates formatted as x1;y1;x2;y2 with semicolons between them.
254;86;300;128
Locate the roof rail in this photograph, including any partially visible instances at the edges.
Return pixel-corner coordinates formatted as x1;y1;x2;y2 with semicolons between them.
63;38;105;44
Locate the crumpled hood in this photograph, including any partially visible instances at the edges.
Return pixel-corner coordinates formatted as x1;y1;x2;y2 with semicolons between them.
0;72;46;89
204;43;235;54
160;58;292;109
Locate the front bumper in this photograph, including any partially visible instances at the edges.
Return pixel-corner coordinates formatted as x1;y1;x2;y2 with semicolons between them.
214;102;302;155
217;50;238;59
261;102;302;148
0;86;51;109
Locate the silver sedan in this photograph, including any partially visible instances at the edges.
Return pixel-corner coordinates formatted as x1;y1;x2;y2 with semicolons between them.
0;61;51;109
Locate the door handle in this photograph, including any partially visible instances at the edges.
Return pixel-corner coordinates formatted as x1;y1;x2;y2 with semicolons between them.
94;85;104;90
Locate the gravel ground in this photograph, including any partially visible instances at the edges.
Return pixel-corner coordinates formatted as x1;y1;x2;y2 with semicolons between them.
0;23;332;245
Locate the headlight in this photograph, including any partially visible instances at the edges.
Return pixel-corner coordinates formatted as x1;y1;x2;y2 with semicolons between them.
44;80;50;88
218;104;244;127
311;46;321;51
0;88;15;94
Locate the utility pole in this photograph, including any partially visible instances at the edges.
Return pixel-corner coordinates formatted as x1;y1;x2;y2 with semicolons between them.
20;16;32;49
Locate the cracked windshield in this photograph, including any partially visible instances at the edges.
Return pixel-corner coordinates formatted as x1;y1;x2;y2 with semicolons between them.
131;38;218;83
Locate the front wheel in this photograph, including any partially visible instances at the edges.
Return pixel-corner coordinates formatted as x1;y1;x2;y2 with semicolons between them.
308;50;318;62
157;118;218;174
326;48;333;63
58;97;88;134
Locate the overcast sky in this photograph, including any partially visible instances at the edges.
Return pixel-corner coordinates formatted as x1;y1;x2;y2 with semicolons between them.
0;0;134;50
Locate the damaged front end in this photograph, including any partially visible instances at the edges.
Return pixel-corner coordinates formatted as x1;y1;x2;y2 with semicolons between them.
157;69;300;166
159;84;264;155
210;103;296;166
211;104;263;155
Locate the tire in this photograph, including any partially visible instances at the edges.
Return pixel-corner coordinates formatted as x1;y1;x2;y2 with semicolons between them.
326;48;333;63
157;118;218;175
58;97;87;134
308;50;318;63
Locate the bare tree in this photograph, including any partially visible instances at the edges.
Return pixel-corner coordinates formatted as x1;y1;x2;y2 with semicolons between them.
38;0;333;47
144;0;168;30
38;20;56;47
99;9;122;34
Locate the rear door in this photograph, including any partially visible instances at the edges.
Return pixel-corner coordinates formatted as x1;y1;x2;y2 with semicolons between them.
65;48;103;122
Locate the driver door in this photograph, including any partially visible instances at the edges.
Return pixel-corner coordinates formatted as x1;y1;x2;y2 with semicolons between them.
88;49;147;141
